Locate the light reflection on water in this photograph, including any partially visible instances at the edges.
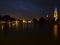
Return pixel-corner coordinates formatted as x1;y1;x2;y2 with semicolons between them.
0;22;59;45
8;21;11;29
53;24;58;38
22;23;34;32
0;22;59;39
15;20;19;29
1;25;4;31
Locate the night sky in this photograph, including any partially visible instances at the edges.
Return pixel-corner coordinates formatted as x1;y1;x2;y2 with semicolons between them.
0;0;60;19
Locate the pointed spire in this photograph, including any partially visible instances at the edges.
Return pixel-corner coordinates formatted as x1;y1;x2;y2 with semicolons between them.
54;8;58;22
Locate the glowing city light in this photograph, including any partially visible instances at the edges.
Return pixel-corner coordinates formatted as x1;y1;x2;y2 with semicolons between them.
46;14;48;18
54;8;58;22
46;14;49;20
28;21;32;23
23;20;27;23
12;23;15;27
28;20;33;23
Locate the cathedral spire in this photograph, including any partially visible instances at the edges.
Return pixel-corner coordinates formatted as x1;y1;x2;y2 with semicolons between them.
54;8;58;22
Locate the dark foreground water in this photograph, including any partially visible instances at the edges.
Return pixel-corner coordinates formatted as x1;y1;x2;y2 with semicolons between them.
0;23;60;45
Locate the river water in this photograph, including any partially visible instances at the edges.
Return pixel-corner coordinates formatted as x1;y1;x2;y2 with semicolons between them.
0;23;60;45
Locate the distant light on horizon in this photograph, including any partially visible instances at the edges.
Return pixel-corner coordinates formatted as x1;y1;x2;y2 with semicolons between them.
28;20;33;23
23;20;27;23
46;14;48;18
12;23;15;27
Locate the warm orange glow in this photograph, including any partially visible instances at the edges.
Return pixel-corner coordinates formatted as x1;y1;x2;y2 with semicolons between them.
23;20;27;23
15;20;19;29
12;23;15;27
0;21;6;23
1;25;4;31
54;24;58;38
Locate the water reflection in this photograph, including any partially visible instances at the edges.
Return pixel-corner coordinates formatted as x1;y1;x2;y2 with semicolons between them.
15;20;19;29
8;21;11;29
22;23;34;32
0;22;59;39
12;23;15;27
1;25;4;31
23;23;27;32
53;24;58;38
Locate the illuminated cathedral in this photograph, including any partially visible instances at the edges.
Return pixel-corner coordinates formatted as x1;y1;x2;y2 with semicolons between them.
54;8;58;22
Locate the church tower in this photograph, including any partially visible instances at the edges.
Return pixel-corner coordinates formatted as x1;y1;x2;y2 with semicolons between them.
54;8;58;22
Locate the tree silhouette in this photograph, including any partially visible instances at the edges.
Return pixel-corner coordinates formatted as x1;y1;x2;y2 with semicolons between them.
1;15;15;21
33;18;38;23
2;15;11;21
39;17;46;23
